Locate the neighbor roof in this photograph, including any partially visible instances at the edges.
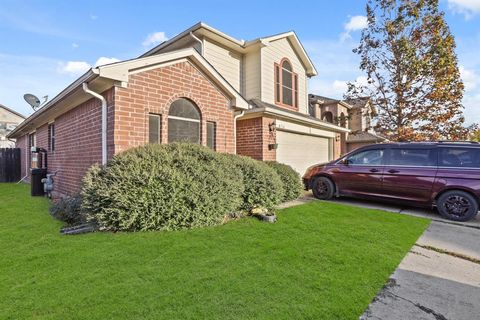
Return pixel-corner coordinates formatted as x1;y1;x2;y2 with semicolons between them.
0;104;25;119
308;94;354;109
141;22;318;76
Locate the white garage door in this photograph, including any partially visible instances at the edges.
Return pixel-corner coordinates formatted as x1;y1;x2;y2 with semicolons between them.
276;130;331;176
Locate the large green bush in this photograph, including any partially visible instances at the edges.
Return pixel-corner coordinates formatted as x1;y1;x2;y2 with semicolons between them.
266;161;303;202
81;143;244;231
223;154;284;211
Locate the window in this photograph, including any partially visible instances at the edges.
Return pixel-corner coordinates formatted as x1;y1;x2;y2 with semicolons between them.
339;112;347;128
389;148;437;167
148;114;161;144
274;59;298;108
322;111;333;123
48;123;55;152
168;98;201;144
346;149;384;166
206;122;216;150
439;148;480;168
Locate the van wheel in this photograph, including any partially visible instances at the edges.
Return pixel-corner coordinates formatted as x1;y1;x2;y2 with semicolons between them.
437;190;479;222
312;177;335;200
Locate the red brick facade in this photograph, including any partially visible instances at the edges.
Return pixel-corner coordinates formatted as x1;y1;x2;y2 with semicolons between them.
19;89;115;196
114;61;235;154
236;117;276;161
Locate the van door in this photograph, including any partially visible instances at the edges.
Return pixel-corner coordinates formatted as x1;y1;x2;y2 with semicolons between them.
334;148;385;197
381;147;438;204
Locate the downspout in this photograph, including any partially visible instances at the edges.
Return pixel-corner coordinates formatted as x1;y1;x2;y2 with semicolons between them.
233;111;245;154
189;31;204;55
82;83;107;166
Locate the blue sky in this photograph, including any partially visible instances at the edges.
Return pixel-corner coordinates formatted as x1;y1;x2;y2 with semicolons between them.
1;0;479;123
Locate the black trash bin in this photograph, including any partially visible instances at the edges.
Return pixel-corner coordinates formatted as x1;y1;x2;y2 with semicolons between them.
31;168;47;196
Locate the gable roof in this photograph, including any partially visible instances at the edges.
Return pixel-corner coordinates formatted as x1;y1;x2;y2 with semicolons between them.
141;22;318;76
8;48;249;139
0;104;25;119
309;94;354;110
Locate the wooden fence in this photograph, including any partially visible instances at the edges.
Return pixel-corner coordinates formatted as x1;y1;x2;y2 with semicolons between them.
0;148;21;182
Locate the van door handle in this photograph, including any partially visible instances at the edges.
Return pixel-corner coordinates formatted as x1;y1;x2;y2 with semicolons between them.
388;169;399;173
369;168;379;173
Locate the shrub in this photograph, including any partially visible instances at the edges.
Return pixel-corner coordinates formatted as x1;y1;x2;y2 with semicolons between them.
49;195;85;225
223;154;284;211
81;143;244;232
266;161;303;202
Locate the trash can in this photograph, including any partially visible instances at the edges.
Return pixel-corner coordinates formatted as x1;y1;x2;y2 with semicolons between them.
31;168;47;196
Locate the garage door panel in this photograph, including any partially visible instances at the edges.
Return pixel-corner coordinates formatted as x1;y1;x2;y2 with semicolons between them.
276;130;330;175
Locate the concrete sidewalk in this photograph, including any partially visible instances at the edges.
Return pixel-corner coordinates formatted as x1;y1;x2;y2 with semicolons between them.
361;221;480;320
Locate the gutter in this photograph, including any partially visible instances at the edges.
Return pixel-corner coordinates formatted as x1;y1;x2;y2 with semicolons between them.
7;69;97;139
82;83;107;165
233;110;245;153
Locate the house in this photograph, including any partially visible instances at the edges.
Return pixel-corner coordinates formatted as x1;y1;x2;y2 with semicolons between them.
8;22;353;197
0;104;25;148
309;95;387;153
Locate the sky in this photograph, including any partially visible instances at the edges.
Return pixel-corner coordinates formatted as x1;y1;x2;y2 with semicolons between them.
0;0;479;124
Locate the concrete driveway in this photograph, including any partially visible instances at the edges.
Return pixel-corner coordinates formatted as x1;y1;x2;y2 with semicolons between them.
281;193;480;319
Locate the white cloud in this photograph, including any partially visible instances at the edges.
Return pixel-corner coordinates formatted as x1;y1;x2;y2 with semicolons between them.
341;15;368;41
72;43;79;48
90;14;98;20
460;65;477;90
447;0;480;19
57;61;91;75
142;31;168;47
95;57;120;67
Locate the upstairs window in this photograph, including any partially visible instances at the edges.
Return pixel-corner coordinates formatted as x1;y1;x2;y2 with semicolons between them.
275;58;298;108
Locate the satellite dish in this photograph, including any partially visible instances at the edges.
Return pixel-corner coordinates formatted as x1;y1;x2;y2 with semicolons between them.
24;94;41;110
24;94;48;110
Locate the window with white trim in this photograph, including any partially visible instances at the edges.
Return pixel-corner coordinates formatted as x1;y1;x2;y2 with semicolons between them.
48;123;55;152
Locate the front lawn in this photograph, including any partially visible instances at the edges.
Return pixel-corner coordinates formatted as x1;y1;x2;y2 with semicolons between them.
0;183;429;319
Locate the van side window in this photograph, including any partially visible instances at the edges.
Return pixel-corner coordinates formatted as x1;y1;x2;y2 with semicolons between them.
389;148;437;167
439;148;480;168
346;149;384;165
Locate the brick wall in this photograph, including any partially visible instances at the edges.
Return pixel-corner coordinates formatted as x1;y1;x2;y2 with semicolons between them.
236;116;276;161
114;61;235;154
19;89;115;197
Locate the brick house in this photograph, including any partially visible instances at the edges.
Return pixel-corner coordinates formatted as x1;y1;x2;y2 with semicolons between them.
9;22;354;197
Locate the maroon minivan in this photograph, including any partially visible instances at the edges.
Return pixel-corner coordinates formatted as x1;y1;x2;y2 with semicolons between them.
303;142;480;221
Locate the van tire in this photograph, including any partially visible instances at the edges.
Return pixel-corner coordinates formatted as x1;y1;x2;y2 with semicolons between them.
312;177;335;200
437;190;479;222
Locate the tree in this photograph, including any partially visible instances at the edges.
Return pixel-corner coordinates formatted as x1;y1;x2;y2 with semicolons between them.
347;0;468;141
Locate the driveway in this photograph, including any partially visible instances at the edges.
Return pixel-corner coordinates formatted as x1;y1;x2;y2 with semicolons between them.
281;193;480;319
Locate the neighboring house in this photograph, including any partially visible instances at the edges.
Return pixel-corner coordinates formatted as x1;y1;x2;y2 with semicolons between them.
8;22;351;197
0;104;25;148
309;95;387;153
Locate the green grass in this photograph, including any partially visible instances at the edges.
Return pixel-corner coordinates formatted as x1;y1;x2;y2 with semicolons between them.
0;183;430;320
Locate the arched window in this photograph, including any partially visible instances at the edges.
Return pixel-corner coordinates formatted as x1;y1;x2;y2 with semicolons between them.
275;58;298;108
322;111;333;123
168;98;201;144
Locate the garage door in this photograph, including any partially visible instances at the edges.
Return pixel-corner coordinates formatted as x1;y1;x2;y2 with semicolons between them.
276;130;331;175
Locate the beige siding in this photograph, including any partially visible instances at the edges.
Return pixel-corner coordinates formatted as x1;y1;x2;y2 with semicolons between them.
261;38;308;113
203;39;242;91
244;49;261;99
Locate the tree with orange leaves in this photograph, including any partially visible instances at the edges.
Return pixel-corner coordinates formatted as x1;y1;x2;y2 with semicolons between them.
347;0;471;141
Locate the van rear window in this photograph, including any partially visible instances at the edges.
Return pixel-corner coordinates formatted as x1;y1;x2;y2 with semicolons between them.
439;148;480;168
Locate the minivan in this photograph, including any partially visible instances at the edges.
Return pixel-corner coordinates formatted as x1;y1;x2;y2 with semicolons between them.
303;142;480;221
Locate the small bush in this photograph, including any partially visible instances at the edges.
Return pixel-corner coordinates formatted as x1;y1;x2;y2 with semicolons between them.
223;154;284;211
266;161;303;202
49;195;85;225
81;143;244;232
